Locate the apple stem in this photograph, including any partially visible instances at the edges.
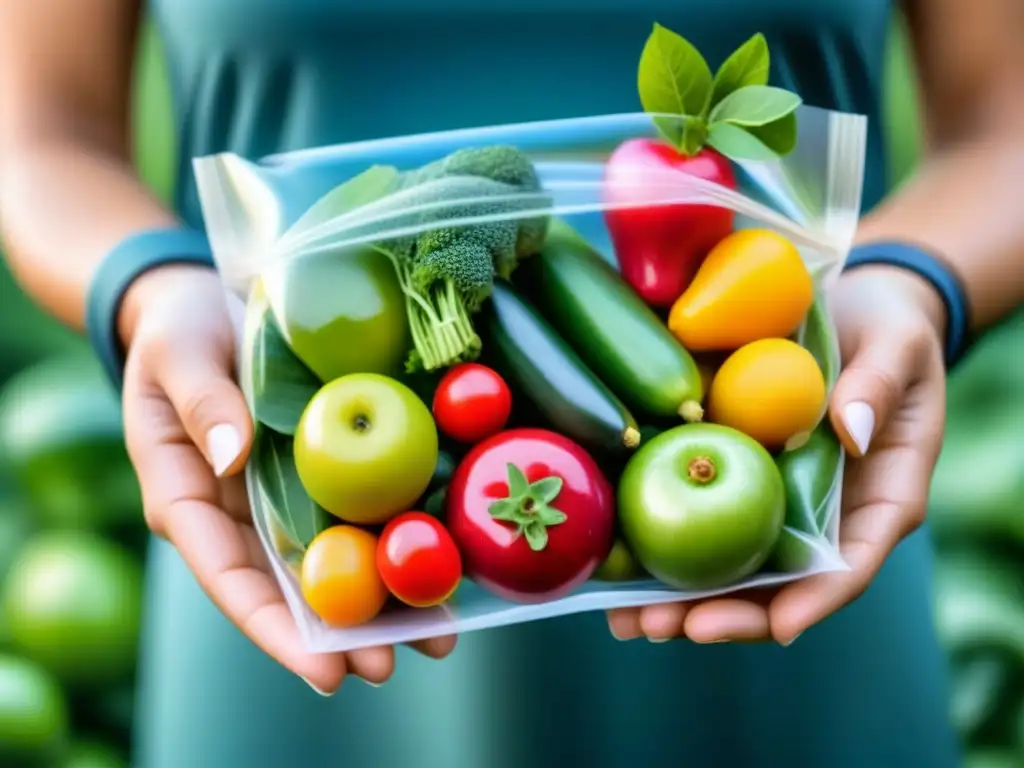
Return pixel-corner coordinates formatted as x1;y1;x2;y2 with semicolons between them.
352;414;371;432
687;456;716;484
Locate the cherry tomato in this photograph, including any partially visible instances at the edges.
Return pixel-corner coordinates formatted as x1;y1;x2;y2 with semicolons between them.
447;428;615;604
376;512;462;608
301;526;389;627
432;363;512;444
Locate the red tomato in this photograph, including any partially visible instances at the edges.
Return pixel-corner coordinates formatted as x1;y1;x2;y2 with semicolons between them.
432;363;512;444
376;512;462;608
603;138;736;308
446;428;615;604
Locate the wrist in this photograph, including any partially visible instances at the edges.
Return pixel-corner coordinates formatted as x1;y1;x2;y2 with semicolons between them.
117;263;218;349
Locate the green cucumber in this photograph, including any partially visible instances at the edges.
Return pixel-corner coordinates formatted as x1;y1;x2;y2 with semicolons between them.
483;280;641;455
523;220;704;421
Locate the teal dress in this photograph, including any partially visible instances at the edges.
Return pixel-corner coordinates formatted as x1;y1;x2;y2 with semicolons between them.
136;1;960;766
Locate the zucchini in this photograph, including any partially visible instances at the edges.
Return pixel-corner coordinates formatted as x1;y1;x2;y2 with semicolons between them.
522;220;705;422
483;280;641;455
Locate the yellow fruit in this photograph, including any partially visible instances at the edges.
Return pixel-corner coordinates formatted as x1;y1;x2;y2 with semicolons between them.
668;229;814;351
707;338;827;451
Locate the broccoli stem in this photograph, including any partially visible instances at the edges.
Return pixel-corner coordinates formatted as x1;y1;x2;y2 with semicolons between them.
374;246;481;372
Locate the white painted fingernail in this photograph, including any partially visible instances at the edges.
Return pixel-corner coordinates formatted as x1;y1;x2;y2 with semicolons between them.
207;424;242;476
362;679;384;689
842;401;875;456
300;676;334;697
782;632;803;648
648;636;672;644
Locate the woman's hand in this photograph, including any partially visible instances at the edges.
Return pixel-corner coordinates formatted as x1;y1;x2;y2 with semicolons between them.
119;265;457;693
606;265;948;645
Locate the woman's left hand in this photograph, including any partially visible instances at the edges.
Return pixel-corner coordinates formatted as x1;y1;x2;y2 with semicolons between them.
606;265;948;645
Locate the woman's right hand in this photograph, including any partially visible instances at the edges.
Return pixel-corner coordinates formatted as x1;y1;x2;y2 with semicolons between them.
118;264;457;694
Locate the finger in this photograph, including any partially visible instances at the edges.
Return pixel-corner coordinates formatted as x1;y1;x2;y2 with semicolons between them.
409;634;458;659
638;602;689;642
345;646;396;686
684;598;770;643
828;327;927;458
156;332;253;478
769;499;913;644
606;608;643;641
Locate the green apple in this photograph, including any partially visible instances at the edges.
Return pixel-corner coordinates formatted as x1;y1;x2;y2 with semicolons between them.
294;374;438;524
618;423;785;590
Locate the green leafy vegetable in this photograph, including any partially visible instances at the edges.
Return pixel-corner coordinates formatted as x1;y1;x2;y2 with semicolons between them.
249;301;321;435
636;23;802;162
711;32;771;105
252;428;331;561
709;85;802;127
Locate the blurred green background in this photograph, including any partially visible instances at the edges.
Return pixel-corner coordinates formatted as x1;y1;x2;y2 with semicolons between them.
0;15;1019;768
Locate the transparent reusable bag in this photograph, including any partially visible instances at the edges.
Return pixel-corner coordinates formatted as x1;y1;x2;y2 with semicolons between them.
194;107;867;653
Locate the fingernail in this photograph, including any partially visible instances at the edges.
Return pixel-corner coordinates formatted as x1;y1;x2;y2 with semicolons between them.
782;632;803;648
842;401;875;456
648;636;672;644
300;676;334;697
207;424;242;476
362;679;384;689
698;638;730;645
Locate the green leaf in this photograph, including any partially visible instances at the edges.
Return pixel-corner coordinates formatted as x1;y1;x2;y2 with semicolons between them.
506;464;529;497
488;498;520;522
250;304;321;435
707;122;780;162
536;505;568;527
711;33;770;107
709;85;802;128
746;112;799;157
529;477;563;505
522;521;549;552
252;429;331;552
638;23;714;123
282;165;400;242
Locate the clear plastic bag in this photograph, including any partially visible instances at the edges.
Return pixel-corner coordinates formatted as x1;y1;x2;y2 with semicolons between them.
194;108;867;653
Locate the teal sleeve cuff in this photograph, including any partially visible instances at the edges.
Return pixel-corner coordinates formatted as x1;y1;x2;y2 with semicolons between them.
85;227;214;391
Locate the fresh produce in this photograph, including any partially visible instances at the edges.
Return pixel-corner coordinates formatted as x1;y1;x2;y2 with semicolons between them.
432;363;512;444
593;538;646;582
524;220;705;422
484;280;641;455
294;373;438;525
447;428;615;603
668;228;814;351
776;421;843;535
348;148;549;372
377;512;462;608
605;25;801;306
264;244;410;384
707;338;827;451
0;653;68;767
1;532;142;688
62;740;127;768
301;526;389;627
0;356;142;533
618;423;786;589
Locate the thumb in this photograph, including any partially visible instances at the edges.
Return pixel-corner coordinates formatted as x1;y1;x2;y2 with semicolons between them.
159;337;254;477
827;328;921;458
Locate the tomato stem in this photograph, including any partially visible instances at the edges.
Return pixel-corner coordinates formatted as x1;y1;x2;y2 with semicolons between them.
488;463;569;552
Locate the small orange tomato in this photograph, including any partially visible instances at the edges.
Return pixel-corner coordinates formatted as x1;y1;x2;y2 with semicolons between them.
301;526;389;628
707;338;827;451
668;229;814;351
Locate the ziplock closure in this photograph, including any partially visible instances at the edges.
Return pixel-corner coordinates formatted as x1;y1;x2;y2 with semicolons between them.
259;164;849;275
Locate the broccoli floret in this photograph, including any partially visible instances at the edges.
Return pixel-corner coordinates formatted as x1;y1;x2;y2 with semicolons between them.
371;146;551;372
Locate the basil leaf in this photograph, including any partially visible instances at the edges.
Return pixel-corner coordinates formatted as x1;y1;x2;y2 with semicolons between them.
252;428;331;553
638;23;713;122
711;33;770;107
706;123;780;162
282;165;400;243
251;302;321;435
746;112;799;157
709;85;802;128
